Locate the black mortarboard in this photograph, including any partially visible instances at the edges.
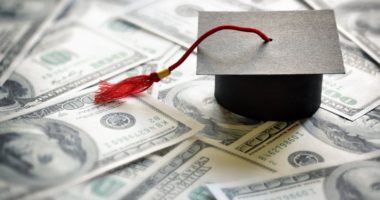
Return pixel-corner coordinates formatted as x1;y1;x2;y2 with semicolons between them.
197;10;344;120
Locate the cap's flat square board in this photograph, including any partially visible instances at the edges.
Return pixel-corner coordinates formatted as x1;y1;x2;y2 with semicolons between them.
197;10;344;75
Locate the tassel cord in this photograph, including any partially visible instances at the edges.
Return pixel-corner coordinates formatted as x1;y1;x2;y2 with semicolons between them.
95;24;272;103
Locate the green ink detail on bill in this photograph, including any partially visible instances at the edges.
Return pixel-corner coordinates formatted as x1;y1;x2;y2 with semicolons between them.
41;50;72;65
90;52;129;68
90;177;125;197
322;87;357;105
171;70;183;77
108;19;135;32
188;185;216;200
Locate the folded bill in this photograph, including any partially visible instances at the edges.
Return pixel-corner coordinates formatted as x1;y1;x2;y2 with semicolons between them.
321;38;380;120
0;0;73;85
0;88;203;200
0;22;151;122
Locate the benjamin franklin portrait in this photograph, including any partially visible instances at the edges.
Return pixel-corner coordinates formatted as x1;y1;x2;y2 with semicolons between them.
303;107;380;154
0;73;34;112
160;78;262;145
0;118;98;187
325;160;380;200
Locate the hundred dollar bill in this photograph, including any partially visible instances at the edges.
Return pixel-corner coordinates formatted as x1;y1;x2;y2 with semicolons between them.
321;38;380;120
305;0;380;65
208;107;380;172
158;77;264;145
0;88;203;200
53;155;160;200
122;0;255;47
94;17;176;58
120;138;274;200
208;151;380;200
0;0;72;85
98;18;175;58
0;22;151;122
78;0;176;59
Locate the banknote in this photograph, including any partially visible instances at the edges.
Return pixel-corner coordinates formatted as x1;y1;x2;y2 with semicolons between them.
0;0;72;85
0;88;202;200
120;138;273;200
158;77;264;145
94;17;176;58
321;38;380;120
0;22;151;122
53;155;160;200
208;151;380;200
78;0;176;59
305;0;380;65
207;107;380;172
122;0;255;47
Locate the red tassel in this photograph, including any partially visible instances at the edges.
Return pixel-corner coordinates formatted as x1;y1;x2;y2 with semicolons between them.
95;73;160;103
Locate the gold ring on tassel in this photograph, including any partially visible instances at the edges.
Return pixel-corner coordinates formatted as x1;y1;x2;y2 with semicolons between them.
157;68;171;79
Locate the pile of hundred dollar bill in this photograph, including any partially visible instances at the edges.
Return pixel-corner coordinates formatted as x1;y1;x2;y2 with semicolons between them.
0;0;379;200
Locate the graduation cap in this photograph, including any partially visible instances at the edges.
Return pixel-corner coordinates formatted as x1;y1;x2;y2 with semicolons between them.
95;10;344;121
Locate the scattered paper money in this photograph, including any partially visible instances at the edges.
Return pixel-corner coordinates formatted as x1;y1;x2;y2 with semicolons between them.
0;0;72;85
0;88;202;199
1;1;380;199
